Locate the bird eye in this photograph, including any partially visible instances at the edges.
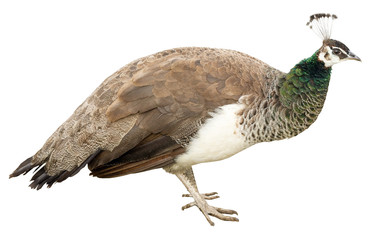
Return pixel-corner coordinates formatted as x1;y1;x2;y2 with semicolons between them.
332;48;341;54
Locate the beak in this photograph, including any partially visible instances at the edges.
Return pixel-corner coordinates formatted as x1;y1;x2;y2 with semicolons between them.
347;51;361;61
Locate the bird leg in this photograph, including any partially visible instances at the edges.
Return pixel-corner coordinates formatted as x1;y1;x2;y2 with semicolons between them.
175;167;238;226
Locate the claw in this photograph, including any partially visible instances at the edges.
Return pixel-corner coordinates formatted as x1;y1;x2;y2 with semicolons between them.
182;192;219;200
208;210;239;222
203;192;218;196
205;195;220;200
215;207;238;215
181;202;196;210
181;192;239;225
176;169;238;226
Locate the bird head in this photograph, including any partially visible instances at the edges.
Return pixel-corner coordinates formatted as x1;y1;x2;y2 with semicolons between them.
318;39;361;67
307;13;361;68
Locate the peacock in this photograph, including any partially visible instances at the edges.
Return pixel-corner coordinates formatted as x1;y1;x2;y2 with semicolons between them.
10;13;360;225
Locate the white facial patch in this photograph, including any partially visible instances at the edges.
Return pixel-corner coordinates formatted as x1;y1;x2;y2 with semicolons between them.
318;46;348;67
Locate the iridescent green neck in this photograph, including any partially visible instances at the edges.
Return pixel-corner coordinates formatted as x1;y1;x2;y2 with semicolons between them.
274;52;332;136
239;52;333;143
279;52;332;108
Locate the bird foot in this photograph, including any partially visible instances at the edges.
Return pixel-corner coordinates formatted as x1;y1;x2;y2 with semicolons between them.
181;192;239;226
182;191;220;200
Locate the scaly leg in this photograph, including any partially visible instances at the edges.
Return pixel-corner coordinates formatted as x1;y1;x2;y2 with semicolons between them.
175;167;238;226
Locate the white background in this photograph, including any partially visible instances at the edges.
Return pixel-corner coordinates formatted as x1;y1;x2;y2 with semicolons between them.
1;0;373;239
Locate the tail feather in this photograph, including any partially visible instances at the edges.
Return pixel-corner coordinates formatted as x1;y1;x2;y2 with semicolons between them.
45;175;60;188
31;166;47;181
91;148;183;178
9;157;34;178
29;171;50;190
69;150;100;177
91;154;173;178
10;149;101;190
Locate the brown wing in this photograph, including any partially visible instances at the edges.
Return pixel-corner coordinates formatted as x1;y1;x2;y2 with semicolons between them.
108;53;251;129
89;48;279;177
10;47;284;188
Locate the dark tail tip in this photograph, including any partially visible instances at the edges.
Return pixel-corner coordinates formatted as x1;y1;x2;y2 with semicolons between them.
9;157;34;178
11;149;101;190
29;149;101;189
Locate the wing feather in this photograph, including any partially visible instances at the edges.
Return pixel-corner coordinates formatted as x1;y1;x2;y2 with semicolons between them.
11;47;285;187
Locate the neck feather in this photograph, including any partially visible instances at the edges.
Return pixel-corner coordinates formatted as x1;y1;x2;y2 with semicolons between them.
279;51;332;108
274;52;332;136
239;52;333;143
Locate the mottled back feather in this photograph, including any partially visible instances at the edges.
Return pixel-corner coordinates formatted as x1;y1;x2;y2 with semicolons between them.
10;47;284;187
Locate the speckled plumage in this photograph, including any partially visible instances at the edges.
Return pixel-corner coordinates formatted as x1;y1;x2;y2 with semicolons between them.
10;13;360;225
237;52;332;144
8;46;339;184
11;47;284;183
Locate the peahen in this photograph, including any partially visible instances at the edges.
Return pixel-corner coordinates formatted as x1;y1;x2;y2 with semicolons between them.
10;13;360;225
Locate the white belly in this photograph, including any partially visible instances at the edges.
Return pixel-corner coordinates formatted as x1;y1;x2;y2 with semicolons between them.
173;103;251;171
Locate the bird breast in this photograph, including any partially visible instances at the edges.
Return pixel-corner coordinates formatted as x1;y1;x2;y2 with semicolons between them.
170;103;252;172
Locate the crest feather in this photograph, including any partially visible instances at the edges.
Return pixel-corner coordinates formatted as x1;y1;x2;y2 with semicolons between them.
306;13;337;40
